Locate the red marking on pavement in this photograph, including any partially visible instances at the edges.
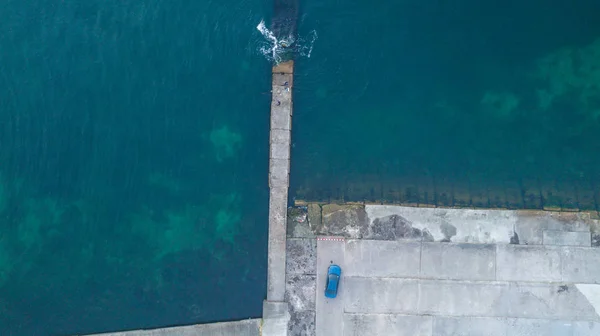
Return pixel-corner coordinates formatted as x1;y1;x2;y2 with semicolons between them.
317;237;345;241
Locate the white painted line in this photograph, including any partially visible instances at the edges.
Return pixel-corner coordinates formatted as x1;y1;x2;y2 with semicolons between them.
317;237;346;242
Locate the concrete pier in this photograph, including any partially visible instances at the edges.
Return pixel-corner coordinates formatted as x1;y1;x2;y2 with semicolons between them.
267;60;294;301
262;60;295;335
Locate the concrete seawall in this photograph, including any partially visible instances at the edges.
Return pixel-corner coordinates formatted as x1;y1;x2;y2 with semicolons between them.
85;319;261;336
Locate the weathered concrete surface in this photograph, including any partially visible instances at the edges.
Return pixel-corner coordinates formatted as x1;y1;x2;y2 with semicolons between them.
270;129;291;160
591;219;600;246
287;207;316;238
269;159;290;188
263;301;291;336
319;204;367;237
268;186;288;302
273;72;293;87
365;206;517;243
288;311;315;336
286;275;316;312
285;236;315;334
307;204;322;233
288;205;600;336
286;238;316;275
88;319;261;336
300;204;596;246
266;61;293;310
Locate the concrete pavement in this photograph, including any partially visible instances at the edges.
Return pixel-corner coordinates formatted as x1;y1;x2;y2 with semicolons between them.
286;204;600;336
315;237;345;336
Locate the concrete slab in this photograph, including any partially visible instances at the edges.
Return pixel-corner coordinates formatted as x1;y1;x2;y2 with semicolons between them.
573;320;600;336
287;215;316;238
270;129;291;144
562;247;600;283
269;158;290;188
270;185;287;211
268;186;288;302
90;320;261;336
288;310;315;336
271;88;292;130
543;230;591;247
320;205;367;238
263;300;290;319
270;141;290;160
316;238;346;336
421;243;496;281
496;245;562;282
432;316;597;336
269;127;291;161
344;277;419;314
344;314;433;336
345;278;599;320
365;206;516;244
286;238;316;275
365;214;434;241
286;274;316;312
419;280;599;321
344;240;421;277
515;211;591;245
262;301;291;336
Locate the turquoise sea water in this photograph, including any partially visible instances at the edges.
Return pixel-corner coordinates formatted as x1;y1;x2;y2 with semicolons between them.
1;0;600;335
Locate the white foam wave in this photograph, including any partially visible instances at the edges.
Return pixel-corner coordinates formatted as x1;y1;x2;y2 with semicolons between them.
255;19;317;63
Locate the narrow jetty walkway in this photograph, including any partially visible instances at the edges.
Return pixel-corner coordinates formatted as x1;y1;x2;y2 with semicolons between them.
262;60;294;335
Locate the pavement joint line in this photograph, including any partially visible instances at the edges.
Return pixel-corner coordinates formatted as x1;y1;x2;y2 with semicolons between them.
419;240;423;277
342;312;600;322
341;275;593;285
494;245;498;280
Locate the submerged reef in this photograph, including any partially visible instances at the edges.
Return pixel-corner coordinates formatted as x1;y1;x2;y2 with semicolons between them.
209;125;242;162
535;38;600;112
480;91;521;120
